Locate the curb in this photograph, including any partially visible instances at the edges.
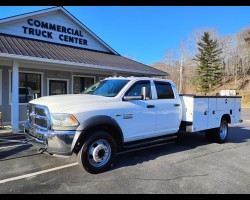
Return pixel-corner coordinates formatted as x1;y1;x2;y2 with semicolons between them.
0;128;24;136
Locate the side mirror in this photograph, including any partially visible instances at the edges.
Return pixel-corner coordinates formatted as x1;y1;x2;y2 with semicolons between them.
123;95;143;101
141;87;151;100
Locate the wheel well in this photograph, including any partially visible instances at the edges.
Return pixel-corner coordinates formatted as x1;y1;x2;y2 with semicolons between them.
222;114;231;124
73;124;123;154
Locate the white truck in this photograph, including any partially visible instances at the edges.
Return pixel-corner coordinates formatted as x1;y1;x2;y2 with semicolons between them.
24;77;242;174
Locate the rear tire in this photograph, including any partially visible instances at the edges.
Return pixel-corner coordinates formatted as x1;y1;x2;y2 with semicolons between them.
77;131;116;174
205;120;228;143
215;120;229;143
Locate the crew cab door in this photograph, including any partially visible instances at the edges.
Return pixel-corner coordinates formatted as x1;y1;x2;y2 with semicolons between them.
153;81;181;135
118;80;157;142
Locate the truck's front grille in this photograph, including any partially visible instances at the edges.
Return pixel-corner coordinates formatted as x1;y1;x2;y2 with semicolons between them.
27;104;51;130
27;129;45;141
34;107;46;117
35;118;48;128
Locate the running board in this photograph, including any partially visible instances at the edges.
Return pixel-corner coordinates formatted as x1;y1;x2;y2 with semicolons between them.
122;135;177;150
118;140;176;155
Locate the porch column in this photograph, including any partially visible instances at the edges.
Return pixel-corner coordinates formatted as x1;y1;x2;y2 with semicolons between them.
11;60;19;133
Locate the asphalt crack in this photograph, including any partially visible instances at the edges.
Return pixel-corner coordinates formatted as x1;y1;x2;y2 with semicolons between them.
71;173;209;183
130;174;209;182
177;143;250;164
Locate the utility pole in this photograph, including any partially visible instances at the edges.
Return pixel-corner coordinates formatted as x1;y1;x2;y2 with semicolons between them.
179;41;185;94
179;57;183;94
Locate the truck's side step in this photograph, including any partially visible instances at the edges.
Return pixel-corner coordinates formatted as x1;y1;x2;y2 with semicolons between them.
121;134;177;152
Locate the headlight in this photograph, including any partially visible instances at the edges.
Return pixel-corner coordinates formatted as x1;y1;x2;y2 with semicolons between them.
51;113;79;130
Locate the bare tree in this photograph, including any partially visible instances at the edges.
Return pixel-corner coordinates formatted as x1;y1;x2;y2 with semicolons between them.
154;26;250;95
186;27;220;58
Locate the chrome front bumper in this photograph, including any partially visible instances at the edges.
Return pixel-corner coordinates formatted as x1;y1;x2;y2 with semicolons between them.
24;122;80;156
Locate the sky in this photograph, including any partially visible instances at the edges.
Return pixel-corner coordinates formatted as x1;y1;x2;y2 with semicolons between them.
0;6;250;65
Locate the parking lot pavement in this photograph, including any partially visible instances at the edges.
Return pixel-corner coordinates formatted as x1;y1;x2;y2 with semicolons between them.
242;108;250;122
0;110;249;193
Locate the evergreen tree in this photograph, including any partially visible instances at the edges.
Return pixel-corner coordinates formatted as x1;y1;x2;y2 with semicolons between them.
194;32;223;93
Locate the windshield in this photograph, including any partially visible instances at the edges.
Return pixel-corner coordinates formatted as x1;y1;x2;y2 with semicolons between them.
82;79;130;97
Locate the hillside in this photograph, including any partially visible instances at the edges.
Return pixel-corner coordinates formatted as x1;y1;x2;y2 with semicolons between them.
216;78;250;107
151;62;250;107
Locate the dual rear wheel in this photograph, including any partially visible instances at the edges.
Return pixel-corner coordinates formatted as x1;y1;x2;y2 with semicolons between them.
205;120;229;143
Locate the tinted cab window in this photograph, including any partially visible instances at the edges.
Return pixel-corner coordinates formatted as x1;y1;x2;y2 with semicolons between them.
154;81;175;99
125;81;152;99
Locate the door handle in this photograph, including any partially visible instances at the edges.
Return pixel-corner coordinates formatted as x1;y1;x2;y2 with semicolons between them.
174;104;180;107
147;105;155;108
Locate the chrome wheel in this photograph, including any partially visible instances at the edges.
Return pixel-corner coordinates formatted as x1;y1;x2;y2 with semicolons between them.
220;123;228;140
88;139;111;168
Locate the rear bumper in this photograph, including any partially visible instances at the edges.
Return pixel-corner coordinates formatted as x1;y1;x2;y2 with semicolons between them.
24;122;79;156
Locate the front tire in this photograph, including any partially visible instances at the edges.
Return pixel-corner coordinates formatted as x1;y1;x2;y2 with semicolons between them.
77;131;116;174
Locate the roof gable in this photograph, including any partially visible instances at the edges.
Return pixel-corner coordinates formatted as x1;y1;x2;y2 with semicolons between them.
0;6;118;54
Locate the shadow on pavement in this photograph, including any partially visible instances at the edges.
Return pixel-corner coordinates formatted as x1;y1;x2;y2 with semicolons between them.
0;123;249;173
0;144;35;160
108;124;250;172
0;134;35;161
0;145;42;161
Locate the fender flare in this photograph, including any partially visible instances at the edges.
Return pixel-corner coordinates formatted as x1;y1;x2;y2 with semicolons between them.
71;115;124;152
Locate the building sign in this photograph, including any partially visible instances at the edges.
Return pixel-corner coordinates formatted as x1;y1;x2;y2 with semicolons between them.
0;10;110;52
22;18;88;46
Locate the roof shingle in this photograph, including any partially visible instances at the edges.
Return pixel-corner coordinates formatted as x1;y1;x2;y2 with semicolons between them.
0;34;168;76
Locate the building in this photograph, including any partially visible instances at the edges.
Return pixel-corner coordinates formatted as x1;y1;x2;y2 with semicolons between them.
0;6;168;133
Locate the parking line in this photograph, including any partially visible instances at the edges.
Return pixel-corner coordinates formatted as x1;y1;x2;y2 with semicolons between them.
0;143;30;150
0;162;78;185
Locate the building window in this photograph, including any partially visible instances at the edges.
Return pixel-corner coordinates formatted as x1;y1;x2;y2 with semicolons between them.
154;81;175;99
73;76;95;94
19;73;41;103
49;80;67;95
10;71;42;104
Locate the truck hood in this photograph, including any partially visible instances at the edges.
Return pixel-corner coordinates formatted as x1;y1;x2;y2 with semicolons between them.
29;94;112;113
